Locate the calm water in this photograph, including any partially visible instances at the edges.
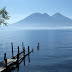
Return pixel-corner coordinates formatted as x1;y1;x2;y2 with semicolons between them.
0;29;72;72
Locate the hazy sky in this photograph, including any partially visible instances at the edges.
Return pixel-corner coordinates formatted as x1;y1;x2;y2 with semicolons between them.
0;0;72;24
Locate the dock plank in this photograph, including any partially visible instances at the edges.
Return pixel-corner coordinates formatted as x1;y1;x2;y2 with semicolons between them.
0;67;6;72
0;59;17;72
7;59;17;65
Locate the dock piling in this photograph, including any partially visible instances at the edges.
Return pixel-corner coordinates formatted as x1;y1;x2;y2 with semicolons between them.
4;53;6;61
28;54;30;63
28;46;29;53
11;42;14;57
5;58;7;71
17;54;19;69
28;46;30;63
22;42;24;49
18;46;19;54
37;46;39;51
23;47;25;65
37;43;39;51
38;43;39;46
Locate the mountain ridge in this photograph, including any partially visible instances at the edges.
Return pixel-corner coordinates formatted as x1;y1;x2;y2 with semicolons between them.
12;12;72;27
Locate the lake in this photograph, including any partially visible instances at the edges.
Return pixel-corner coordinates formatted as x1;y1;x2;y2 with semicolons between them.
0;29;72;72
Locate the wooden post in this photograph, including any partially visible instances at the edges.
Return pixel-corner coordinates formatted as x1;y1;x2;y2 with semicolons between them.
23;47;25;65
4;53;6;61
28;46;30;62
38;43;39;46
28;46;29;53
5;58;7;71
37;43;39;51
11;42;13;57
17;54;19;69
17;54;19;61
4;53;8;71
37;46;38;48
18;46;19;54
23;47;25;55
37;46;39;51
22;42;24;49
17;46;19;66
28;54;30;63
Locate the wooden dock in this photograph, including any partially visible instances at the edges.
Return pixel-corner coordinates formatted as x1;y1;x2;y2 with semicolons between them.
0;42;35;72
0;42;39;72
